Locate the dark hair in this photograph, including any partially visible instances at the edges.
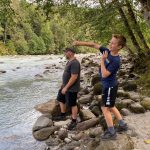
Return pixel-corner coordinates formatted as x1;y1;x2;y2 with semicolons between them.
113;34;126;48
64;47;75;53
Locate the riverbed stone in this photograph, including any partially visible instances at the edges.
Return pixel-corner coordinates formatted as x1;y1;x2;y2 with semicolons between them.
116;99;134;110
76;118;99;131
32;116;53;132
95;134;134;150
117;89;130;98
130;103;145;113
71;132;84;141
88;126;103;138
91;106;101;116
140;97;150;110
128;92;142;102
122;81;137;91
0;70;6;73
93;83;102;95
79;109;96;121
120;108;131;116
91;74;100;86
34;99;60;116
45;137;61;146
78;94;93;104
33;126;59;141
58;129;68;140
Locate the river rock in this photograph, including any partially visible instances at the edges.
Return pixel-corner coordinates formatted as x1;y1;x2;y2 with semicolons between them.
78;94;93;104
58;129;68;140
71;132;84;141
79;109;96;121
117;89;130;98
32;116;53;132
54;119;71;127
33;126;59;141
93;83;102;95
88;127;103;138
130;103;145;113
95;134;134;150
0;70;6;73
76;118;99;131
122;81;137;91
45;137;61;147
140;97;150;110
120;108;131;116
116;99;134;110
34;99;60;116
128;92;142;102
91;106;101;116
91;74;100;86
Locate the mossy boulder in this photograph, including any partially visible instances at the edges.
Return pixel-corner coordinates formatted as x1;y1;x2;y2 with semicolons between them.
91;74;100;86
122;81;137;91
141;97;150;110
93;82;102;95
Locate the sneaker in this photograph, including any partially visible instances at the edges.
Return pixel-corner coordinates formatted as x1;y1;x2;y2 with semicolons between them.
52;115;66;121
68;121;77;130
116;123;128;133
101;130;117;140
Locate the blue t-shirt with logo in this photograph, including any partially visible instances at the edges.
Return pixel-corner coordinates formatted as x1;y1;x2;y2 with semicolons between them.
99;46;120;88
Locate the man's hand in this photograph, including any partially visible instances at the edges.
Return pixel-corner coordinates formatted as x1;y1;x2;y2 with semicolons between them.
61;87;68;94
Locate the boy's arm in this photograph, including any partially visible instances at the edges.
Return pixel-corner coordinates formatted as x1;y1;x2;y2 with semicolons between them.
101;51;111;78
73;40;101;50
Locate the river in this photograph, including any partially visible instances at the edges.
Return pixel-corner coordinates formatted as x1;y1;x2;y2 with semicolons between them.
0;55;65;150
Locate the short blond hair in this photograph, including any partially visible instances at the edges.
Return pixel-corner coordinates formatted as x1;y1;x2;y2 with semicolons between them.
113;34;126;48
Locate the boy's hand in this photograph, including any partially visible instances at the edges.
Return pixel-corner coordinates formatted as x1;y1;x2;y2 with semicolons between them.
101;51;108;61
72;40;78;46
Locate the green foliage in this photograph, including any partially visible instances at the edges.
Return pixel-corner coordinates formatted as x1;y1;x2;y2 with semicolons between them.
0;42;9;55
28;36;46;55
6;41;17;54
15;39;29;54
0;0;149;56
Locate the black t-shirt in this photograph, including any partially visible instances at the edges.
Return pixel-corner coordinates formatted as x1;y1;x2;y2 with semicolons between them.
62;59;80;92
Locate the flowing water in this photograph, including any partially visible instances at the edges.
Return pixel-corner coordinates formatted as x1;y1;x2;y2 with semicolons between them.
0;55;65;150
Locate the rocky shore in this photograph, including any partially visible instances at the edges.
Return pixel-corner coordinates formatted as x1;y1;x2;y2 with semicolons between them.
33;53;150;150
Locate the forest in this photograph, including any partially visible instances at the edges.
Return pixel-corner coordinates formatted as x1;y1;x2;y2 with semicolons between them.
0;0;150;93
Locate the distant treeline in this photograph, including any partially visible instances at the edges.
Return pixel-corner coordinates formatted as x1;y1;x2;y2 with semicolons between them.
0;0;149;56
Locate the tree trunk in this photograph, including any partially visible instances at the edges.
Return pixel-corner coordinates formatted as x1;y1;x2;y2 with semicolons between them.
126;0;150;51
118;6;142;55
3;21;7;45
138;0;150;26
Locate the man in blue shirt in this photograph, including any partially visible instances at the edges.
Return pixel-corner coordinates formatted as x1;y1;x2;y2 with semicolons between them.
73;34;128;140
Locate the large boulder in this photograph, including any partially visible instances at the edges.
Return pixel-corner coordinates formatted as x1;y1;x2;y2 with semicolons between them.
34;99;60;116
95;134;134;150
